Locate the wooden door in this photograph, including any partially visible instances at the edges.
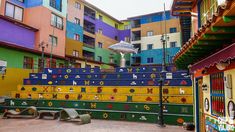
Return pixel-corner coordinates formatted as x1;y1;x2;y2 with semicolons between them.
197;78;205;132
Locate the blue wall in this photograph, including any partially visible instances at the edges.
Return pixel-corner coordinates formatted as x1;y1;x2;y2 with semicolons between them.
10;0;43;8
132;47;180;64
66;21;83;42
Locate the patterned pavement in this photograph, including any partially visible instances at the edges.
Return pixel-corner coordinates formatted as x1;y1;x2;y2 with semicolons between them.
0;118;189;132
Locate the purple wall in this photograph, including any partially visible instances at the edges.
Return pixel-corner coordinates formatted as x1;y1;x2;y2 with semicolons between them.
95;19;130;41
0;19;35;49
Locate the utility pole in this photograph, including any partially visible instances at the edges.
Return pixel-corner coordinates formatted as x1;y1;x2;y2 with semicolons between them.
50;27;55;68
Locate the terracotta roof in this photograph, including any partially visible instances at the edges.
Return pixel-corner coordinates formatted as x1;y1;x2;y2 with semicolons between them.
173;0;235;69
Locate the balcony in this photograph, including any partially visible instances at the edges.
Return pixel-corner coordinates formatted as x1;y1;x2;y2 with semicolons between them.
84;12;96;20
131;19;141;28
84;27;95;34
83;43;95;49
132;37;141;41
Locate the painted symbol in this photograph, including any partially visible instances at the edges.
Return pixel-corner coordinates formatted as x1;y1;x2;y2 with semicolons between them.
130;81;136;85
84;81;90;85
64;75;69;79
107;104;113;109
48;69;52;73
181;97;187;103
127;68;132;73
119;69;124;72
179;88;185;94
94;95;99;100
163;88;169;94
82;69;86;73
129;89;135;93
91;69;94;73
42;74;47;79
15;109;20;112
120;113;126;120
103;113;108;119
38;93;43;99
117;74;121;78
15;93;20;98
150;73;156;79
52;75;57;79
144;105;150;111
77;94;83;100
163;105;168;112
95;75;98;78
141;81;144;84
180;80;187;85
66;69;72;73
100;81;104;85
32;87;37;91
139;116;147;121
152;68;157;72
75;75;80;78
21;101;27;106
127;96;132;102
48;81;53;85
53;94;57;99
58;69;62;74
146;97;152;101
90;103;96;109
163;96;169;103
133;74;137;79
28;94;32;99
10;100;15;106
143;74;146;77
43;86;49;92
113;88;118;93
97;87;102;93
147;88;153;94
81;87;86;93
164;80;170;85
73;80;77;86
177;118;184;124
136;68;140;72
110;96;115;100
21;87;25;91
102;75;107;79
74;103;79;107
124;104;130;110
87;75;91;79
143;67;146;70
48;101;53;107
69;87;74;92
57;88;61;92
147;80;154;85
65;94;69;100
132;114;135;118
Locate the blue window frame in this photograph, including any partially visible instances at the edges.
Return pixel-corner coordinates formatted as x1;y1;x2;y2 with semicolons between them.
170;42;176;48
147;58;153;63
50;0;62;11
147;44;153;50
170;27;177;33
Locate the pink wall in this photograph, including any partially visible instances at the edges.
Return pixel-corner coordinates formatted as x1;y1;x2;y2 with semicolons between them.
24;6;66;57
67;0;84;27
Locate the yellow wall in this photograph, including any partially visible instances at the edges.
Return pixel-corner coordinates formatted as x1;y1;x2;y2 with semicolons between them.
0;68;33;96
65;38;83;57
95;33;118;49
96;12;123;29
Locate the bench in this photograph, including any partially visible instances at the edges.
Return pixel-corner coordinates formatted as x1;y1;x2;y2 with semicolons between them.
38;110;59;120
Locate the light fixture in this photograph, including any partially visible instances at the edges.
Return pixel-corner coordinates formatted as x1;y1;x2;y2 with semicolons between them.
216;61;230;70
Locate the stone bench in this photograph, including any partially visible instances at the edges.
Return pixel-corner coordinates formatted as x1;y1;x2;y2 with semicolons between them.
38;110;59;120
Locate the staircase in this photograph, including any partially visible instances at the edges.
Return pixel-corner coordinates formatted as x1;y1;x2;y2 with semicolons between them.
2;66;193;125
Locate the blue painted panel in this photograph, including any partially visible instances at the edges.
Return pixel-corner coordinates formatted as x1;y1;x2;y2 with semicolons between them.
26;0;43;8
9;0;26;7
140;11;178;24
66;21;83;41
43;68;100;74
135;47;180;64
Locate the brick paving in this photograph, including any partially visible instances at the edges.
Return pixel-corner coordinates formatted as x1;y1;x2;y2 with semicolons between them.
0;118;189;132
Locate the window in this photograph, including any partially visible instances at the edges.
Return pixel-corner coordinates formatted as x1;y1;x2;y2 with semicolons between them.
147;31;153;36
125;37;130;42
170;27;177;33
74;34;80;41
5;2;23;21
51;13;63;30
114;36;118;41
23;56;33;69
146;17;152;23
74;18;80;25
147;44;153;50
210;72;225;117
98;28;103;34
124;25;130;30
72;50;79;57
170;42;177;48
50;0;62;11
99;15;103;21
49;35;58;46
115;23;118;29
75;2;81;9
147;58;153;63
98;56;102;62
98;42;103;48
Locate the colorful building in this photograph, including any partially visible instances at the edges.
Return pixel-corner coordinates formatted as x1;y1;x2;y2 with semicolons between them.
172;0;235;131
128;11;181;65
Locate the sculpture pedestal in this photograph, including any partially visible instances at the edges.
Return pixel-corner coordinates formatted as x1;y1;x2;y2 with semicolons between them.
120;58;126;68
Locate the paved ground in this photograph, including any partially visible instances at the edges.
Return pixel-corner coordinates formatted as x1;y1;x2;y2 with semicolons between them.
0;118;189;132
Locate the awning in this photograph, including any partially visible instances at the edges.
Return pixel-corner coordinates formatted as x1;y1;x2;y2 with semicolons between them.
191;43;235;71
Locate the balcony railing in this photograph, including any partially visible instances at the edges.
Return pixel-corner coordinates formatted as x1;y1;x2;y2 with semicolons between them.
83;43;95;49
84;27;95;34
132;37;141;41
83;56;94;61
84;12;96;20
132;24;140;28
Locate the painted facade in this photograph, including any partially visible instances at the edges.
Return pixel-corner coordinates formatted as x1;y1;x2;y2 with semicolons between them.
172;0;235;131
129;11;181;65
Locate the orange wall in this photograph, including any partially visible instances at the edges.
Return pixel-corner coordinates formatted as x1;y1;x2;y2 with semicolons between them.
95;33;118;49
140;18;180;37
65;38;83;57
24;6;66;57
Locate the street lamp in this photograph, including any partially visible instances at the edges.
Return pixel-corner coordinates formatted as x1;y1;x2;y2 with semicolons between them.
39;41;48;72
160;34;169;72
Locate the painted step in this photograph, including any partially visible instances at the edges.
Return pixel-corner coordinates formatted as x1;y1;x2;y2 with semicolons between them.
17;85;193;95
11;91;193;104
2;106;193;125
5;99;193;115
23;78;192;86
29;72;190;80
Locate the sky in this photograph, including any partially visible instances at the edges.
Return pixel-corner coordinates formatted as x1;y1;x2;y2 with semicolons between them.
85;0;173;20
